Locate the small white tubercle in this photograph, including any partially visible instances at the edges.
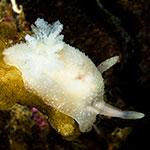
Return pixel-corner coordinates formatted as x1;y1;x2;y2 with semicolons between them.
2;18;145;132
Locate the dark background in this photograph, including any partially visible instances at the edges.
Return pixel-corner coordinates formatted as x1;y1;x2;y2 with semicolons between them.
1;0;149;149
19;0;149;149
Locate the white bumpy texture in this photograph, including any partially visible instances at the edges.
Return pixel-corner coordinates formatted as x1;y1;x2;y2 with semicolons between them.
3;18;144;132
3;18;105;132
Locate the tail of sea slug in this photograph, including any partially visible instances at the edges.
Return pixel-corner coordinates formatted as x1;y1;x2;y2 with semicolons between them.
95;101;145;119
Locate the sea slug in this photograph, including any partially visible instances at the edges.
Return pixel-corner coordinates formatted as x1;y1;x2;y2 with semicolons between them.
2;18;145;132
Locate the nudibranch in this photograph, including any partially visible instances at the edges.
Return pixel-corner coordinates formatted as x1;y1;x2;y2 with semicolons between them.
2;18;144;132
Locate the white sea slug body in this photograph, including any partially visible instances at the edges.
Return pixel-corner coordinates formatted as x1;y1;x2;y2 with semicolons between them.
2;18;145;132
